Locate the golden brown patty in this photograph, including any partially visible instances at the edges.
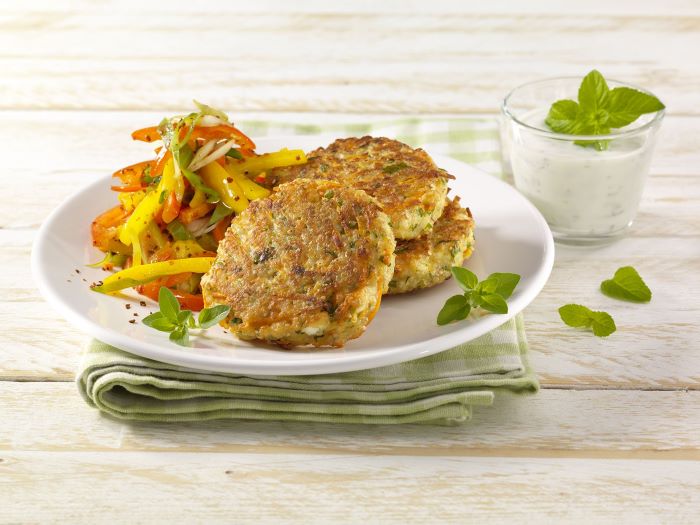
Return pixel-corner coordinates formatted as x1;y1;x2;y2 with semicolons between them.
268;136;450;240
201;179;395;348
387;197;475;295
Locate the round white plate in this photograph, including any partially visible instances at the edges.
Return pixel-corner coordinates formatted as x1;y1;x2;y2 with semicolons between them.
32;136;554;375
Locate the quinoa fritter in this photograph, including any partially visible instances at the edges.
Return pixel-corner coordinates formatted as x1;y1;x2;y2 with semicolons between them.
201;178;395;348
268;136;450;240
388;197;475;295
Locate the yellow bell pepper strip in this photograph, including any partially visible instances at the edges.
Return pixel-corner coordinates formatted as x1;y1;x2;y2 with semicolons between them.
229;148;307;176
91;257;215;294
119;159;184;264
189;187;206;209
146;221;168;250
199;161;249;213
224;163;271;200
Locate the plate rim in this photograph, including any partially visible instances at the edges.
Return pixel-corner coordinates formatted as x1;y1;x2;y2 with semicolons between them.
31;138;554;375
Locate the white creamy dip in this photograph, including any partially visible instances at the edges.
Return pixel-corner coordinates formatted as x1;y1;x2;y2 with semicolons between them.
509;109;657;237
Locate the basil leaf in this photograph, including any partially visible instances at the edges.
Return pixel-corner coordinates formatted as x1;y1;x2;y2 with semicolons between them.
476;277;499;294
198;305;232;329
479;294;508;314
169;325;190;346
177;309;193;326
158;287;180;323
142;312;177;332
451;266;478;291
486;272;521;300
437;294;469;326
600;266;652;302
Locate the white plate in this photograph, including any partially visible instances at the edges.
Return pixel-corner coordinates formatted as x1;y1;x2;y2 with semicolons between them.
32;136;554;375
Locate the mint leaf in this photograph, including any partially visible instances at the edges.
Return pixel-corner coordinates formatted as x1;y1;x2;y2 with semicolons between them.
578;70;609;113
589;310;617;337
451;267;478;291
158;287;180;323
558;304;616;337
486;273;521;300
545;70;663;149
600;266;652;303
169;325;190;346
558;304;593;328
606;87;665;128
198;305;232;329
480;294;508;314
545;99;581;134
437;295;470;326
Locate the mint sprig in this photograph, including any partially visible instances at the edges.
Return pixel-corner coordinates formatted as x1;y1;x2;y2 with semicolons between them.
437;267;520;325
142;287;231;346
600;266;651;303
545;70;664;151
558;304;616;337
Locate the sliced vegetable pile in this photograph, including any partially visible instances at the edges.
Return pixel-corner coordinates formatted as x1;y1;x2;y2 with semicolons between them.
90;101;307;309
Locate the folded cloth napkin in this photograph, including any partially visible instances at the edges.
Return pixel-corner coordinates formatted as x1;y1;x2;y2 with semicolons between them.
77;117;537;424
78;315;537;425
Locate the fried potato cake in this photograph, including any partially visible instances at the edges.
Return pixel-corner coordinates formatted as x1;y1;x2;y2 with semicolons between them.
201;178;395;348
387;197;475;295
268;136;450;240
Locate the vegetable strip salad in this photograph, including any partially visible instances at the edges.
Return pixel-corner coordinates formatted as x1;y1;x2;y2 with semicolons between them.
91;102;307;309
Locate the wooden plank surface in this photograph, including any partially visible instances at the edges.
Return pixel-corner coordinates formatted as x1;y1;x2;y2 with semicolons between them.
3;383;700;457
1;3;699;113
2;452;699;523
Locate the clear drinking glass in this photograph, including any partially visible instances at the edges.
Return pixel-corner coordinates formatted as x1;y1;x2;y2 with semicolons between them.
501;77;664;245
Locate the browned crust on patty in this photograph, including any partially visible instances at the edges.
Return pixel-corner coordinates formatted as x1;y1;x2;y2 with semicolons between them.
268;136;450;240
388;197;475;295
201;178;395;347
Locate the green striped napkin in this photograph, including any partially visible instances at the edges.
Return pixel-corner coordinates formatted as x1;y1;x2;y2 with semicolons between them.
77;117;538;425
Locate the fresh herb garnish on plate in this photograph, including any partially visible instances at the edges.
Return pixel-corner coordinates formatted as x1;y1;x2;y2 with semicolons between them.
437;267;521;325
600;266;652;303
545;70;665;151
142;287;231;346
558;304;616;337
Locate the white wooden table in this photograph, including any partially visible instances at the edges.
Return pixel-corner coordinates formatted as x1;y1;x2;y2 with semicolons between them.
2;1;699;522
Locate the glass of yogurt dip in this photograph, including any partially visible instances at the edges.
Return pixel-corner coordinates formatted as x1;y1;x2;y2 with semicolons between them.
501;77;664;245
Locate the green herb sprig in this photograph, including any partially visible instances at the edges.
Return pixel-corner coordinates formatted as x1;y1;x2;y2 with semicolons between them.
545;70;665;151
600;266;651;303
437;267;520;325
558;304;616;337
558;265;651;337
142;287;231;346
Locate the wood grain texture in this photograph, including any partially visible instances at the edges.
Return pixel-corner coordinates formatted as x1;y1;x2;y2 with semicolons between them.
3;383;700;457
1;3;699;113
2;451;699;524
